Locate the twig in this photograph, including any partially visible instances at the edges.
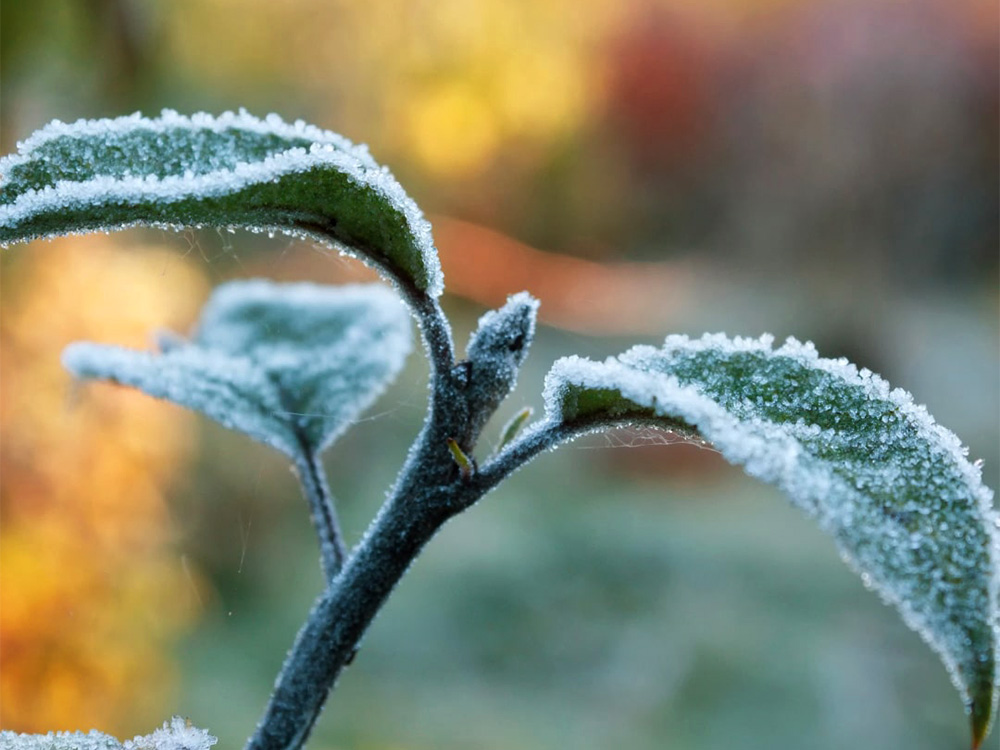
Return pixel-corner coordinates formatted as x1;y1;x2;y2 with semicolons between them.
292;448;347;580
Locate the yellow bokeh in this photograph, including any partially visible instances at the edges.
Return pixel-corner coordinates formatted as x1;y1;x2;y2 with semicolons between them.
0;236;210;734
162;0;616;178
406;83;500;178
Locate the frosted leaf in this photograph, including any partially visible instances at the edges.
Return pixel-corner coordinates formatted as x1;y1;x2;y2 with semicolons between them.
0;109;443;296
542;333;999;746
0;717;216;750
0;730;123;750
123;717;216;750
63;280;412;458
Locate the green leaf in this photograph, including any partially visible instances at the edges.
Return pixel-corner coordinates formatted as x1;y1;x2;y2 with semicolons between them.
0;110;443;296
0;717;216;750
496;406;534;454
63;280;412;458
543;333;999;746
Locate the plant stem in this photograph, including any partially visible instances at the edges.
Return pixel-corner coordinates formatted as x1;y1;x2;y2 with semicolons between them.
471;416;676;501
245;286;548;750
244;432;460;750
406;292;455;381
244;416;585;750
472;420;573;494
293;448;347;580
244;270;460;749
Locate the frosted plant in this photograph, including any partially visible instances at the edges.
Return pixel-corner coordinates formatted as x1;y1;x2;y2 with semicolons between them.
1;111;996;750
63;279;411;578
0;717;216;750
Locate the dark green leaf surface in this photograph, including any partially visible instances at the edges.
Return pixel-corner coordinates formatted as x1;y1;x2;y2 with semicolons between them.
543;333;999;746
0;110;443;295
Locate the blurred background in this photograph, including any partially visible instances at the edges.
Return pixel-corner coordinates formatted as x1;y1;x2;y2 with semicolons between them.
1;0;997;748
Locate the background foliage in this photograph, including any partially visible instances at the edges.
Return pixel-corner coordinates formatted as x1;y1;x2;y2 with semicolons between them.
1;1;997;748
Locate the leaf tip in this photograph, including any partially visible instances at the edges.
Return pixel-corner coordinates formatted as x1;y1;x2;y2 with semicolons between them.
970;693;996;750
446;438;473;478
60;341;97;377
496;406;533;454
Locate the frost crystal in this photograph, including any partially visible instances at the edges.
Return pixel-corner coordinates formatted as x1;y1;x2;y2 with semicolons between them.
460;292;539;444
0;110;443;296
123;717;216;750
63;280;412;458
543;333;999;741
0;717;216;750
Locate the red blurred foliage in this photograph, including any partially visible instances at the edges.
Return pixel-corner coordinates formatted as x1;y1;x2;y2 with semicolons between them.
602;7;717;168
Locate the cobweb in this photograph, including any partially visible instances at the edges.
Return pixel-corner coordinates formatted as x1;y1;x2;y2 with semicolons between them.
587;426;719;453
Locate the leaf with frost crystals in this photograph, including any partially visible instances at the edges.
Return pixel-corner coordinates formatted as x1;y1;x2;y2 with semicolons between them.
542;333;999;747
63;280;412;458
0;717;216;750
0;109;443;296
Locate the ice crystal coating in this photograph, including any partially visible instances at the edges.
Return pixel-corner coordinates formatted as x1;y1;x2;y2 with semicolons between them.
0;109;443;296
466;293;538;397
461;292;539;445
0;717;216;750
542;333;999;745
63;280;412;458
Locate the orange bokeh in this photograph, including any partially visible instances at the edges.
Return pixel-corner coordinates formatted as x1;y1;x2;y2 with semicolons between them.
0;236;209;734
433;216;691;334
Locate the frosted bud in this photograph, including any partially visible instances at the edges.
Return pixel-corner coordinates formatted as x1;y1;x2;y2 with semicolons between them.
461;292;539;441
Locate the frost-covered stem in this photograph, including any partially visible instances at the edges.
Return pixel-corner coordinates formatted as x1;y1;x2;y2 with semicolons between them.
471;420;574;494
293;450;347;580
397;283;456;380
246;294;540;750
244;417;563;750
245;439;464;750
470;416;669;502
